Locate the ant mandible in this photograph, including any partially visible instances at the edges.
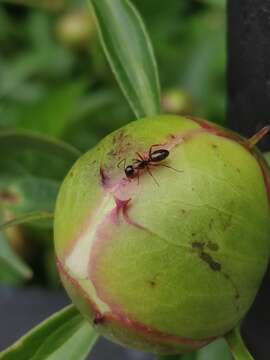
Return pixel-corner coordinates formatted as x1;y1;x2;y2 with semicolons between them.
118;144;181;185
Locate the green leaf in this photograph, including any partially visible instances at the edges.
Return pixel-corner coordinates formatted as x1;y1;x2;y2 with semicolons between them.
157;339;232;360
194;339;232;360
0;211;53;231
0;0;66;10
89;0;161;118
17;83;85;137
0;129;81;163
0;131;79;228
0;305;98;360
200;0;225;8
0;175;59;215
0;174;58;229
0;232;32;285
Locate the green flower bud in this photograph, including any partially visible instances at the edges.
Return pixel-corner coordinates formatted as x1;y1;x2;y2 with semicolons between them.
54;115;270;355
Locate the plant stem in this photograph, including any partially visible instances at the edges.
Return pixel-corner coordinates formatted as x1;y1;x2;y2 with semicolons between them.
225;327;254;360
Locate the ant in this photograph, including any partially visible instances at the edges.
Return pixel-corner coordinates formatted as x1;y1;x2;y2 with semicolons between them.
118;145;181;185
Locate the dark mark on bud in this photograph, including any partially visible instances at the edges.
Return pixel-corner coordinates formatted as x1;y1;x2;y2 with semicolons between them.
192;241;204;250
192;240;240;310
192;241;221;271
192;240;240;308
207;241;219;251
149;280;156;288
224;273;240;302
100;167;110;187
200;252;221;272
93;313;105;325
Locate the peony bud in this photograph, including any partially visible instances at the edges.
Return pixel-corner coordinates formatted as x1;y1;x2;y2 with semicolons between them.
54;115;270;355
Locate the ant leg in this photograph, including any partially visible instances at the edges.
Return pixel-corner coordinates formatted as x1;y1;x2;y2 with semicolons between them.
134;169;141;185
146;166;159;186
149;143;167;158
136;152;145;161
151;163;183;173
137;172;140;185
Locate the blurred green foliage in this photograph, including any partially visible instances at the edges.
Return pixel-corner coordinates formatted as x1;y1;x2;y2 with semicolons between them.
0;0;226;146
0;0;226;287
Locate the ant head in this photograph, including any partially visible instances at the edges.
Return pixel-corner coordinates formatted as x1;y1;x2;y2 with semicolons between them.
125;165;136;178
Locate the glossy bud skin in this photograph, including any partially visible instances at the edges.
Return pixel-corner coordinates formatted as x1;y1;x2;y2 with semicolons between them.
54;115;270;355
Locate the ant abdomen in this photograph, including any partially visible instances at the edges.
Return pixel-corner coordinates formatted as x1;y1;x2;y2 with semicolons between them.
150;149;169;162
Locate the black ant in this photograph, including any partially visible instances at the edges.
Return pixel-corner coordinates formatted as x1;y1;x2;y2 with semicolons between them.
118;145;181;185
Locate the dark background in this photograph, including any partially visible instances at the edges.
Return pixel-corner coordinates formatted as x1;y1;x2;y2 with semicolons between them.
228;1;270;358
0;288;154;359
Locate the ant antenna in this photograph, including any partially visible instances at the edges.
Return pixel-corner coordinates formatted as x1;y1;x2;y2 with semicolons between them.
117;158;126;169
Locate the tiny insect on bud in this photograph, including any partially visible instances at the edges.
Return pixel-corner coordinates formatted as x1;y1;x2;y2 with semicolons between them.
54;115;270;355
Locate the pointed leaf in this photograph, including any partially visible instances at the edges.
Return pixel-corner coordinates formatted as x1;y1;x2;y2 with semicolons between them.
0;0;65;10
195;339;232;360
0;211;53;231
89;0;161;118
0;129;81;163
17;82;85;137
158;339;232;360
0;233;32;284
0;175;59;215
0;305;98;360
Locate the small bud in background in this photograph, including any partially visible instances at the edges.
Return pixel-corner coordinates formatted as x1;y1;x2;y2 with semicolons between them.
161;89;193;115
56;10;95;49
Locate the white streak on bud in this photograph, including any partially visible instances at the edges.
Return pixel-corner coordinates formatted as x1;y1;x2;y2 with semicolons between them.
66;194;115;278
